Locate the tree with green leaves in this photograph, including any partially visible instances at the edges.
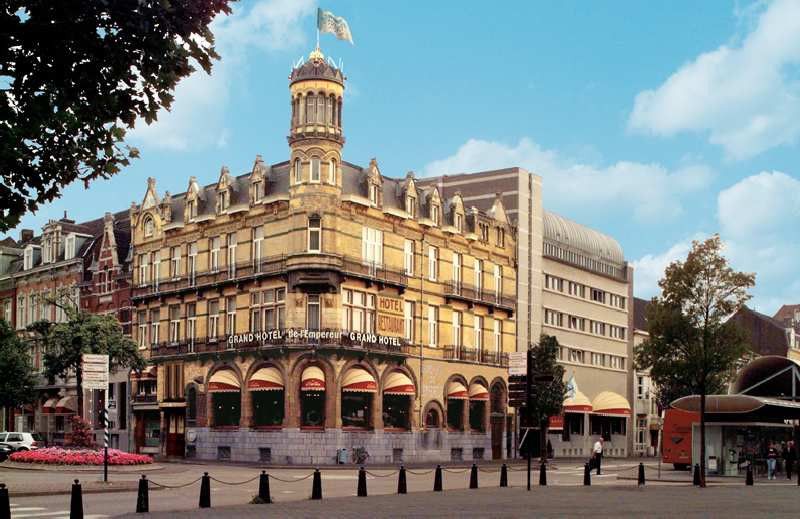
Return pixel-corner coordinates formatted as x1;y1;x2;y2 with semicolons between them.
0;0;234;232
527;334;567;462
635;235;754;486
29;299;144;419
0;319;37;411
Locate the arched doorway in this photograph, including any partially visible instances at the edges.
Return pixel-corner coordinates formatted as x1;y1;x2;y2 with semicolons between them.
383;371;415;430
300;365;326;429
468;381;489;432
208;368;241;427
446;379;468;431
341;366;377;429
248;366;285;428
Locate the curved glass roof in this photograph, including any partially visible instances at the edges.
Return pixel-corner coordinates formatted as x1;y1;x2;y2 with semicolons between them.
543;211;625;265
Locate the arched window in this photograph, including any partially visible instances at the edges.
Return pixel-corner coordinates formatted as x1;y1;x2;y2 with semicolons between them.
446;380;468;430
248;366;285;428
143;216;154;237
316;93;325;124
383;371;414;430
341;367;377;429
306;94;315;124
308;215;321;252
310;157;321;183
337;99;342;127
326;95;333;125
300;365;326;428
294;158;302;184
328;159;337;185
208;369;241;427
469;382;489;432
425;407;441;429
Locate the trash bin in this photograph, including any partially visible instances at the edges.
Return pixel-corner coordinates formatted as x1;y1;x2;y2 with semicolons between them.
337;448;348;464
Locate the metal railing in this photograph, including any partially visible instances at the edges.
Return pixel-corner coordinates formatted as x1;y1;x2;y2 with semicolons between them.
443;281;515;311
341;256;408;287
442;345;509;367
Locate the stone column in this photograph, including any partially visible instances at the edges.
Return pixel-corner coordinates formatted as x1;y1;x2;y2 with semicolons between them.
240;389;251;428
462;399;470;432
373;392;383;430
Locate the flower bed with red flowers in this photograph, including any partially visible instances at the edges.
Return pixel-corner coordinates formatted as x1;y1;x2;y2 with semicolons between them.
9;447;153;465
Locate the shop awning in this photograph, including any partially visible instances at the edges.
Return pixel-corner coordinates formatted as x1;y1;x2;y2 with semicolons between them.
468;382;490;401
132;365;157;380
208;370;241;393
55;396;76;414
447;381;469;400
342;367;377;393
248;367;284;392
564;389;593;413
42;398;58;414
301;366;326;391
592;391;631;417
548;415;564;430
671;394;800;419
384;372;415;395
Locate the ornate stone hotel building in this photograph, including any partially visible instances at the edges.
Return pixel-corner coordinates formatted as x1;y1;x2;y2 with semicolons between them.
128;48;517;463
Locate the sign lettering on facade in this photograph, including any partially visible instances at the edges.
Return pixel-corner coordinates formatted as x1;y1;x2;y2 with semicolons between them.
376;295;404;337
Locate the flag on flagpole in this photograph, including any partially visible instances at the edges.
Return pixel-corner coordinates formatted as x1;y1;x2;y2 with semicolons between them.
317;8;354;44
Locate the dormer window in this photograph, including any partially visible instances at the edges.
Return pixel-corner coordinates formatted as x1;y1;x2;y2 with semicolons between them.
479;222;489;242
406;196;416;218
23;247;33;270
455;213;463;233
369;184;379;205
431;204;440;226
329;159;337;184
496;227;505;247
253;180;263;202
310;157;321;183
187;199;197;219
143;216;154;238
294;158;302;184
64;235;76;260
217;189;229;213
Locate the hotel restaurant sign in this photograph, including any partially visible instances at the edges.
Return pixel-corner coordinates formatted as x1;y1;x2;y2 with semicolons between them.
227;295;406;348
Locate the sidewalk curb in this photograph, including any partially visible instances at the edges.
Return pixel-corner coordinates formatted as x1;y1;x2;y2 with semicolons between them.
0;461;166;473
9;484;165;498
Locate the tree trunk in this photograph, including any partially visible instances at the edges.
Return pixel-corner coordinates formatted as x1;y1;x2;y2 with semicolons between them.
76;364;83;421
540;420;548;464
699;391;706;487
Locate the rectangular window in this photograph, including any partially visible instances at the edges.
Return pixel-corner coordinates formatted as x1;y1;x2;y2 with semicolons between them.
474;315;483;351
610;356;624;370
187;199;197;219
591;352;605;366
494;265;502;299
138;253;149;286
227;233;237;277
149;308;160;347
479;223;489;242
341;289;375;333
404;301;415;342
406;196;416;218
137;310;147;349
152;250;161;289
169;305;181;343
361;227;383;267
225;296;236;335
310;158;321;183
452;252;462;287
474;259;482;293
496;227;505;247
369;184;379;205
208;299;219;338
307;294;321;330
261;288;286;329
591;288;605;304
452;311;462;349
308;216;321;252
65;235;76;260
403;239;414;276
252;227;264;271
494;319;502;353
428;305;438;347
568;348;584;364
209;237;220;272
428;246;438;282
23;247;33;270
186;303;196;351
170;246;181;278
188;242;198;285
454;213;463;233
431;205;440;226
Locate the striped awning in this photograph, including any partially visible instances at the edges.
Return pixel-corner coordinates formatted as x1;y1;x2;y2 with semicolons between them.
55;396;76;414
342;367;377;393
208;370;241;393
301;366;326;391
447;381;469;400
248;367;284;392
592;391;631;416
564;389;593;413
468;382;490;401
384;372;415;396
42;398;58;414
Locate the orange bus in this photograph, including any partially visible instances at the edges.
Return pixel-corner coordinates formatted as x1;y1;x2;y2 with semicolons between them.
662;408;698;470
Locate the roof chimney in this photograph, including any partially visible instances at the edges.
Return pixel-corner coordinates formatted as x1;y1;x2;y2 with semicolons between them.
20;229;34;242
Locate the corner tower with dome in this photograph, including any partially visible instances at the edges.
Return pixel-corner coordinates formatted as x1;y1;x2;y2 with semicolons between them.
126;45;518;463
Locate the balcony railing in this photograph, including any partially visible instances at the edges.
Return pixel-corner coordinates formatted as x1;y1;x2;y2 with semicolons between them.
443;281;515;313
150;329;415;359
133;394;157;403
442;345;509;367
132;255;286;299
341;257;408;288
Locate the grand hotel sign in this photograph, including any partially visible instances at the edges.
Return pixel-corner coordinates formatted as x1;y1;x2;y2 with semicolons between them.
226;329;405;347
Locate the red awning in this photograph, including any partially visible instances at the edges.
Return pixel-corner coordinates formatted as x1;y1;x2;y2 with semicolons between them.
301;366;326;391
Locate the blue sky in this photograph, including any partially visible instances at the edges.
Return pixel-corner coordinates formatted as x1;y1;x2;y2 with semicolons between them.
5;0;799;314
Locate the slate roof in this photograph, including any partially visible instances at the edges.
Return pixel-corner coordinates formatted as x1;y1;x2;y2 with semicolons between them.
633;297;650;332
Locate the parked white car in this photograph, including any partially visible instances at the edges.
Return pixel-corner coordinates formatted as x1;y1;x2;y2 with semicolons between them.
0;432;45;451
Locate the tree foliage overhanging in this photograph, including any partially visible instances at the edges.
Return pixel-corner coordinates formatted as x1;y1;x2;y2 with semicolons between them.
0;318;37;408
527;334;567;426
0;0;234;232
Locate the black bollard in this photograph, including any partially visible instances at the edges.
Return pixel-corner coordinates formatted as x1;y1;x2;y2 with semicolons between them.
199;472;211;509
693;464;701;486
70;479;84;519
311;469;322;500
584;463;591;486
539;462;547;486
746;465;754;486
258;471;271;504
469;464;478;489
500;464;508;488
0;483;10;519
433;465;443;492
357;466;368;497
397;466;407;494
638;463;645;486
136;475;149;513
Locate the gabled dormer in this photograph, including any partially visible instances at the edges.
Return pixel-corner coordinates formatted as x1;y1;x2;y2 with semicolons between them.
137;178;162;241
449;191;466;234
364;158;383;208
101;212;119;267
250;155;268;204
216;165;233;214
160;191;172;224
141;177;160;211
427;187;442;227
401;172;418;219
185;176;201;222
488;193;509;247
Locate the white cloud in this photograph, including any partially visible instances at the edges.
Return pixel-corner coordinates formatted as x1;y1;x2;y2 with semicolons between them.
422;137;714;223
632;170;800;314
628;0;800;159
130;0;316;151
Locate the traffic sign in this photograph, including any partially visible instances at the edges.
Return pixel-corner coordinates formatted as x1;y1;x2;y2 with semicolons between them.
508;352;527;376
82;353;109;391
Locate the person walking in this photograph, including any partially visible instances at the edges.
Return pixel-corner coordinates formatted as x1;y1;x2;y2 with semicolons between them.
767;443;778;480
593;437;604;475
786;440;796;480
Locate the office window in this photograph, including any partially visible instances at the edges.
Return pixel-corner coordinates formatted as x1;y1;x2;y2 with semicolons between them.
209;236;220;272
169;305;181;343
591;288;606;304
591;352;605;367
474;315;483;351
610;356;624;370
308;215;321;252
452;311;462;350
361;227;383;266
208;299;219;338
226;296;236;334
170;246;181;278
307;294;321;330
403;239;414;276
568;348;584;364
404;301;415;342
342;289;375;333
428;306;438;347
149;309;160;347
428;246;438;282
